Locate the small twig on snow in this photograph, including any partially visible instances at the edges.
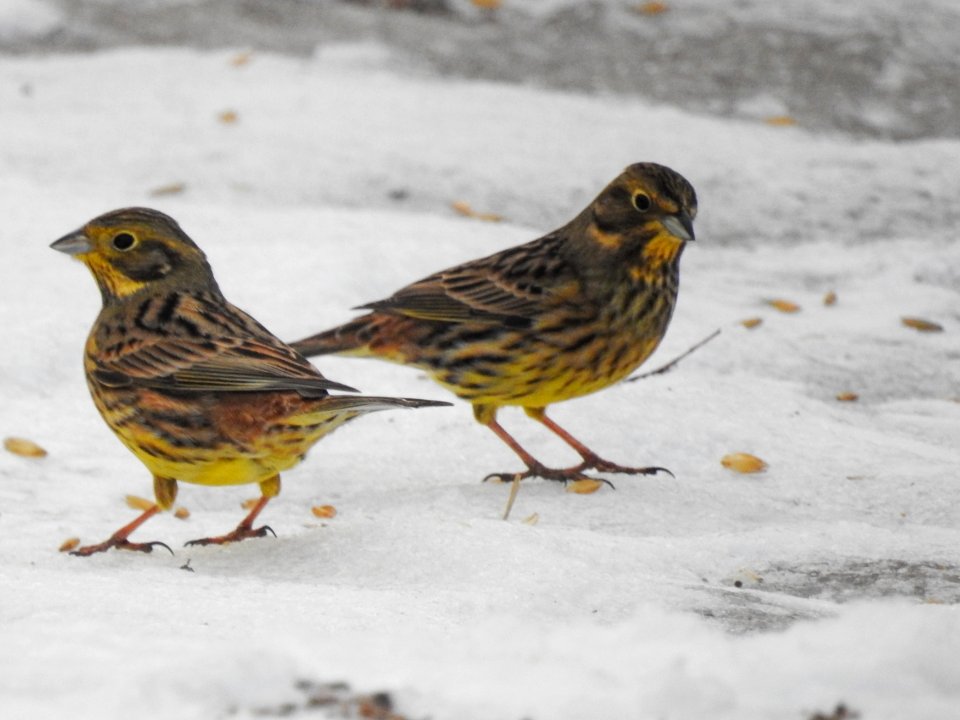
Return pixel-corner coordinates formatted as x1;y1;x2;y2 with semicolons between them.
624;328;721;383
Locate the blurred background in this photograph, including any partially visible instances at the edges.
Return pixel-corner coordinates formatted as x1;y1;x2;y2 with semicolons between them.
5;0;959;140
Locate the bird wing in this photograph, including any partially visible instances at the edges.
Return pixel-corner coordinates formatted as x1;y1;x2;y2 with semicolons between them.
360;235;573;326
90;293;356;395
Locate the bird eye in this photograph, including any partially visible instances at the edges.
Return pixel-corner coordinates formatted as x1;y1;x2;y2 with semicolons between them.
111;232;137;251
632;193;652;212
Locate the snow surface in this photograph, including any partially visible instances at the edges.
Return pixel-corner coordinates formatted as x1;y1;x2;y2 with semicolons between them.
1;21;959;720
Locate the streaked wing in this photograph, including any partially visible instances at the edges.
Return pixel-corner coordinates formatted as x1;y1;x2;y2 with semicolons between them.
360;235;572;326
91;292;356;395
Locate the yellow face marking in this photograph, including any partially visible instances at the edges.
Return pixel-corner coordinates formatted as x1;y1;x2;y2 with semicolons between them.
80;252;149;299
641;230;685;266
587;224;623;249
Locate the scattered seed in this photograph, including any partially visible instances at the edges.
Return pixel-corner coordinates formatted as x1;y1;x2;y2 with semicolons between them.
566;478;605;494
451;200;503;222
721;453;768;474
125;494;155;511
59;537;80;553
741;317;763;329
522;512;540;525
3;436;47;458
174;506;191;520
311;504;337;519
823;291;837;306
149;182;186;197
764;115;798;126
766;299;801;313
836;392;859;402
230;51;253;67
218;109;239;124
634;1;669;14
902;316;943;332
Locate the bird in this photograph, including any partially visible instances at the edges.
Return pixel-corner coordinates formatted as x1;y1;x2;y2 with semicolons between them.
52;207;449;556
291;162;697;495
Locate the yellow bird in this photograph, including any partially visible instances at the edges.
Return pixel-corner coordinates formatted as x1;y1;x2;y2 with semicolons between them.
52;208;448;555
292;162;697;488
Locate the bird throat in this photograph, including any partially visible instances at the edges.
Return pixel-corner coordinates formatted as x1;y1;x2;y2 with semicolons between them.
81;253;150;303
630;233;685;283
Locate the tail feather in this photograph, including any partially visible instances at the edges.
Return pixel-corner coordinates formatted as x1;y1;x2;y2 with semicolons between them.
291;316;374;357
288;395;450;428
317;396;451;413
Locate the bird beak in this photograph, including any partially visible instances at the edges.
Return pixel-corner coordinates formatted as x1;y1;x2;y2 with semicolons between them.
50;229;93;256
661;212;695;243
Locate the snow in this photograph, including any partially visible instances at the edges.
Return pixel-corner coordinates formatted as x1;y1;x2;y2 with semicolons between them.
0;0;60;42
1;13;959;720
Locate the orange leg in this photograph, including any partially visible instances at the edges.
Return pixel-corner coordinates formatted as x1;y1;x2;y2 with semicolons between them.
526;407;672;478
476;403;595;485
483;416;591;482
185;475;279;547
71;505;172;557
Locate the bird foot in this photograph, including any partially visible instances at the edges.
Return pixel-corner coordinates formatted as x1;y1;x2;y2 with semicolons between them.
483;463;613;486
486;465;616;521
70;537;173;557
185;524;276;547
576;455;674;478
483;457;672;486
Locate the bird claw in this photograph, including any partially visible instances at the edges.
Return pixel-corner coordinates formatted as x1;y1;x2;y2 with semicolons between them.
184;524;276;547
483;465;613;486
484;458;670;487
70;538;173;557
579;459;674;478
483;471;531;484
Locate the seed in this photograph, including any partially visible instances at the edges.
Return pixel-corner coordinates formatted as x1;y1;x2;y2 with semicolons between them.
721;453;768;474
902;317;943;332
125;494;155;511
59;537;80;552
766;299;800;313
4;436;47;458
565;478;605;494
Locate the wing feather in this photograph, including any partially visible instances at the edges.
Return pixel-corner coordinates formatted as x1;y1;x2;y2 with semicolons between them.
360;235;573;326
91;293;357;395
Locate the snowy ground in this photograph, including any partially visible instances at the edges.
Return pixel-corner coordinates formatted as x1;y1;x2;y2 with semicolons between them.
1;4;960;720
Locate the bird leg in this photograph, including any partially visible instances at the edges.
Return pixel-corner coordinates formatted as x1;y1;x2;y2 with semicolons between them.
185;476;279;547
526;407;673;478
70;504;173;557
480;413;595;484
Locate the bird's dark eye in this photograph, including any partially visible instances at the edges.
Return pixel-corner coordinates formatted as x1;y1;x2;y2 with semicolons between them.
632;193;652;212
111;232;137;251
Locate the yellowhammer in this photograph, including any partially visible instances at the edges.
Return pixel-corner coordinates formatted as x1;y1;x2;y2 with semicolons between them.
292;162;697;488
52;208;448;556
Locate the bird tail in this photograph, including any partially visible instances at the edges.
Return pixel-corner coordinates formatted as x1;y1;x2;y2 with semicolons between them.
288;394;450;429
317;396;450;413
291;316;377;358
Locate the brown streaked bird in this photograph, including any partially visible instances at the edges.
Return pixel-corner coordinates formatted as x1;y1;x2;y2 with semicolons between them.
52;208;449;556
292;162;697;492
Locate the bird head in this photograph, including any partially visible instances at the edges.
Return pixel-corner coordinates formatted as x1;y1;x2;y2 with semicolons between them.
576;162;698;277
51;207;219;305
